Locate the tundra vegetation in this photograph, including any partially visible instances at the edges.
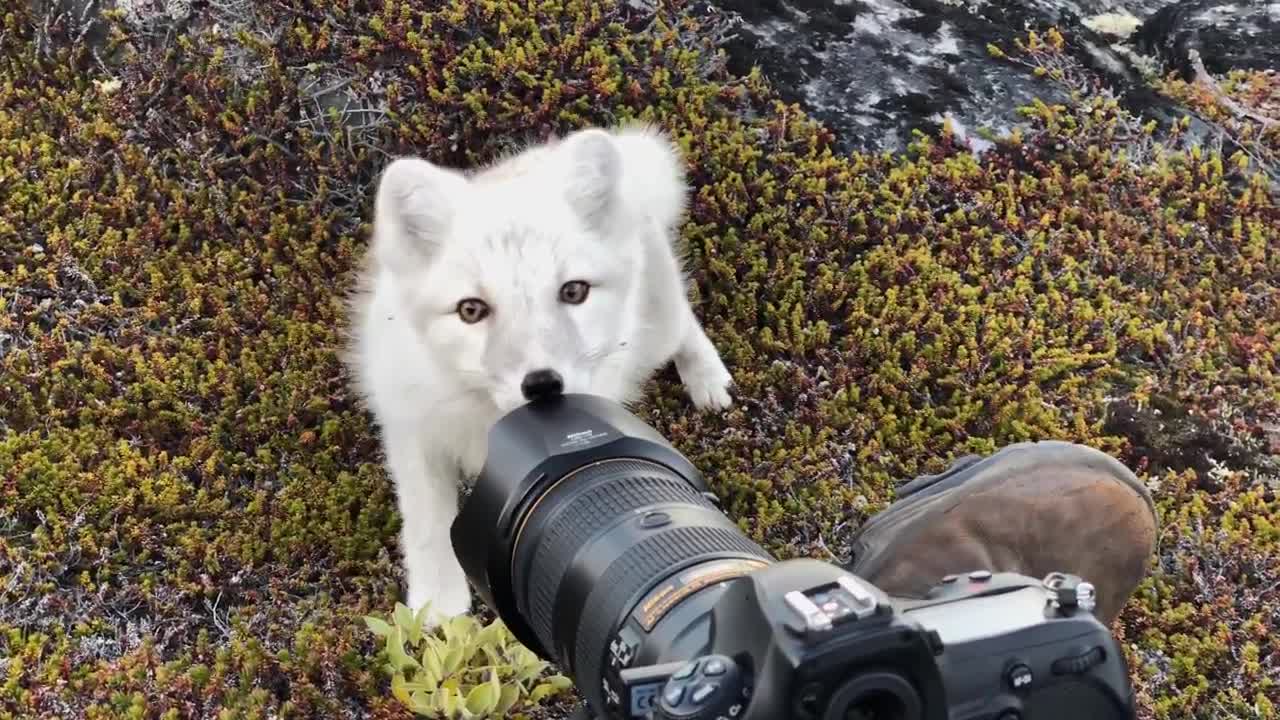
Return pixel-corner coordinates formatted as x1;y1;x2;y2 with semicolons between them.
0;1;1276;718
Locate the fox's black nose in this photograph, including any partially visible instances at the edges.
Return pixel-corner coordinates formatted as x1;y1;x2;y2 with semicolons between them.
521;368;564;401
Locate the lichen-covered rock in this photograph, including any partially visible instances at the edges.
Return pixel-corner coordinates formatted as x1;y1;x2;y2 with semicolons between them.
706;0;1192;154
0;2;1277;719
708;0;1279;157
1133;0;1280;80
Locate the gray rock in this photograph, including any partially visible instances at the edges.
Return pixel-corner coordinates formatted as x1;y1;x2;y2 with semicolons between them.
1132;0;1280;79
709;0;1273;154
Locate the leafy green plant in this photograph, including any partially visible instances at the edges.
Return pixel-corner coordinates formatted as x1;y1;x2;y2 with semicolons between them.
363;604;574;718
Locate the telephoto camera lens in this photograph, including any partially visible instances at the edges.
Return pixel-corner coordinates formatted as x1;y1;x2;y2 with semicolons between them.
450;394;774;715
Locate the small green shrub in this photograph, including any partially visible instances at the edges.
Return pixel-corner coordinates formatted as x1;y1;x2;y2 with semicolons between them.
363;605;573;718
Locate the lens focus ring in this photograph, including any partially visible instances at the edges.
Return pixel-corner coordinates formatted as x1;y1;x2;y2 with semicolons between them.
514;459;717;658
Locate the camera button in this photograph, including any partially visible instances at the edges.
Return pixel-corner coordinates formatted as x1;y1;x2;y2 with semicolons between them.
968;570;992;582
1006;662;1034;691
690;682;717;704
639;511;671;529
704;658;726;676
663;684;685;706
941;574;959;583
672;660;699;680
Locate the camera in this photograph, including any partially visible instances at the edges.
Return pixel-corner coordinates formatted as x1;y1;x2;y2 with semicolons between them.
450;393;1137;720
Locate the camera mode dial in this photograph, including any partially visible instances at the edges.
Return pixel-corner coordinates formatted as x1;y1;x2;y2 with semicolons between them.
654;654;750;720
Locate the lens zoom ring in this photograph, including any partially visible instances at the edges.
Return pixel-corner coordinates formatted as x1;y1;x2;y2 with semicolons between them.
521;462;711;655
573;525;772;705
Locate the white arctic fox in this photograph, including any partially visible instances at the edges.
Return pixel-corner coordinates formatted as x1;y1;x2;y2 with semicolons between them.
343;123;735;624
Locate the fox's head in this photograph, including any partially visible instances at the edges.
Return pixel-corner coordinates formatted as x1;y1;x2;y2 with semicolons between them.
369;125;689;414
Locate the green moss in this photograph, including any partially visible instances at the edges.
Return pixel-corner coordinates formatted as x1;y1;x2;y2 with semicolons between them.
1;3;1278;719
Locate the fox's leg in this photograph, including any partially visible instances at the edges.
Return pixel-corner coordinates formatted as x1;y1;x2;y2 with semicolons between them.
381;423;473;625
673;303;733;411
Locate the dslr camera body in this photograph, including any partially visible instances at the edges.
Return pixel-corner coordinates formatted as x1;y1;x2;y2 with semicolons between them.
451;394;1137;720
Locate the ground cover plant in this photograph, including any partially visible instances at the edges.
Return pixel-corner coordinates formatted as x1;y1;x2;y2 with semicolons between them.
1;1;1277;718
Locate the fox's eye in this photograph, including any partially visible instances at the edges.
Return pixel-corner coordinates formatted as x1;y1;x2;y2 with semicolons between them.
456;298;490;323
559;280;590;305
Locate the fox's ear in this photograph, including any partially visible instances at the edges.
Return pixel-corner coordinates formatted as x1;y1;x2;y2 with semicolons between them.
560;128;622;231
372;156;469;269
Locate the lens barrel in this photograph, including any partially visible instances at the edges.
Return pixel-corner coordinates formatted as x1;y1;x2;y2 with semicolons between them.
516;456;769;690
451;394;773;712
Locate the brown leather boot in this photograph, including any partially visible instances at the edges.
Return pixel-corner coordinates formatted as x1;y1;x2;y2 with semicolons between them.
845;440;1159;626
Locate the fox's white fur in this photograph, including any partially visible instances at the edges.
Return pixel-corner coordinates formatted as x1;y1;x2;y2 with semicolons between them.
342;124;734;624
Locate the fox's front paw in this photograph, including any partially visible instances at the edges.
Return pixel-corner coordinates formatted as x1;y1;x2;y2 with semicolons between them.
677;355;733;411
407;575;472;628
